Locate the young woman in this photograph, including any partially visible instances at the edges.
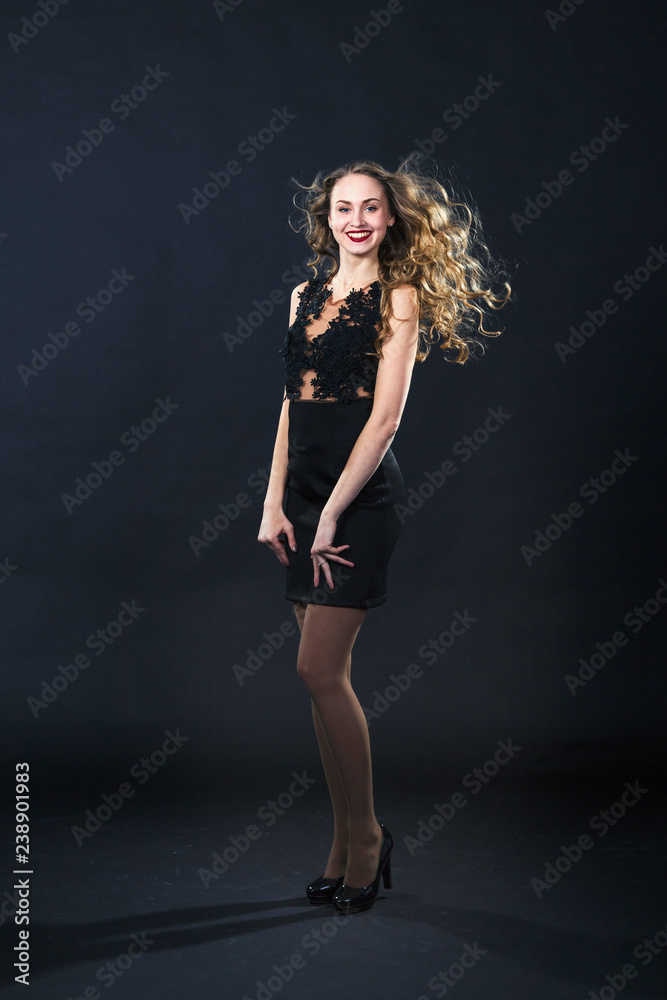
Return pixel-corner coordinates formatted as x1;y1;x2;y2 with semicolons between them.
257;158;510;914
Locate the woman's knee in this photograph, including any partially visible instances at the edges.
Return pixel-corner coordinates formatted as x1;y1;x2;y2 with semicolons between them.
296;655;320;693
296;656;345;697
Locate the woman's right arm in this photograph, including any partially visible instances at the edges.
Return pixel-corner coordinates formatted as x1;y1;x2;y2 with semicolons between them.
257;281;307;566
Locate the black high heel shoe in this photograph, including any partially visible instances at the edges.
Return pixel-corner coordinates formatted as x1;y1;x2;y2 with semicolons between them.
332;824;393;914
305;873;345;905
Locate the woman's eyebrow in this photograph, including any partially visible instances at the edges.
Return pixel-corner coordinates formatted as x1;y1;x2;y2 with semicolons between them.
334;197;381;204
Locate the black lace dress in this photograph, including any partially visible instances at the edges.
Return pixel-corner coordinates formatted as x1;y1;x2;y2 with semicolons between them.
278;277;407;609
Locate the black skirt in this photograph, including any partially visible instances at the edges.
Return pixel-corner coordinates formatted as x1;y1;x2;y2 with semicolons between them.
284;398;407;609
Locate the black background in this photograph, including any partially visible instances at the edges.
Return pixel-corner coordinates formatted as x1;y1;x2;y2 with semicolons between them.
1;4;666;994
4;0;664;770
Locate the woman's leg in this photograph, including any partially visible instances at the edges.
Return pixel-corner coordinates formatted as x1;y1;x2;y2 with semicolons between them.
293;601;349;877
293;600;383;888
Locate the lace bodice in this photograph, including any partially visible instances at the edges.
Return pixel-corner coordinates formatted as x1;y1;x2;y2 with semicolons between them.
280;278;382;402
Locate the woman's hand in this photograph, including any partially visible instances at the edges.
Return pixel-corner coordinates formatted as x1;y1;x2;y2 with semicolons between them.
257;505;296;568
310;509;355;589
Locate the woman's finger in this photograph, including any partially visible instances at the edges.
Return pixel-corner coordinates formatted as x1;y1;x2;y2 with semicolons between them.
284;525;297;552
314;557;334;591
269;535;289;567
322;554;354;568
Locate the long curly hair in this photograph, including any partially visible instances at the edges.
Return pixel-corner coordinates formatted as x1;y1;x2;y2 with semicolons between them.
289;155;512;364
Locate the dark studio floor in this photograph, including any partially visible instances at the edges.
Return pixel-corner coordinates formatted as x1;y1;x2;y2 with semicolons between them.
0;742;664;1000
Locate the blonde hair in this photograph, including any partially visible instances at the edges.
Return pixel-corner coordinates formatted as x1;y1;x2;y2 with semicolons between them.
289;155;512;363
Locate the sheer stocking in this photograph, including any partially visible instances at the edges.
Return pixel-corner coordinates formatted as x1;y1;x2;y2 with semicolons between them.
293;600;383;888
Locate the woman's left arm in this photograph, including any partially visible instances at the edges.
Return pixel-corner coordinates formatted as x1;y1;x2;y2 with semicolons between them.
311;286;419;585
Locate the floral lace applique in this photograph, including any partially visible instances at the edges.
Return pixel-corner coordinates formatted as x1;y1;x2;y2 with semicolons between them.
279;278;381;403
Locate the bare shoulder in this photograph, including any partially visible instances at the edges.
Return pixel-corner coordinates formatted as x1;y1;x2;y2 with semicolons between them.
288;279;310;326
290;279;309;301
388;284;419;320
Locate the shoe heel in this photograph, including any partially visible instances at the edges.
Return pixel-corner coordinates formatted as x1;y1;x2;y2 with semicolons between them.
381;853;392;890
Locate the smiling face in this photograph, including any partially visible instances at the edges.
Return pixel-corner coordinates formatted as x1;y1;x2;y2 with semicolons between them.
327;172;394;259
